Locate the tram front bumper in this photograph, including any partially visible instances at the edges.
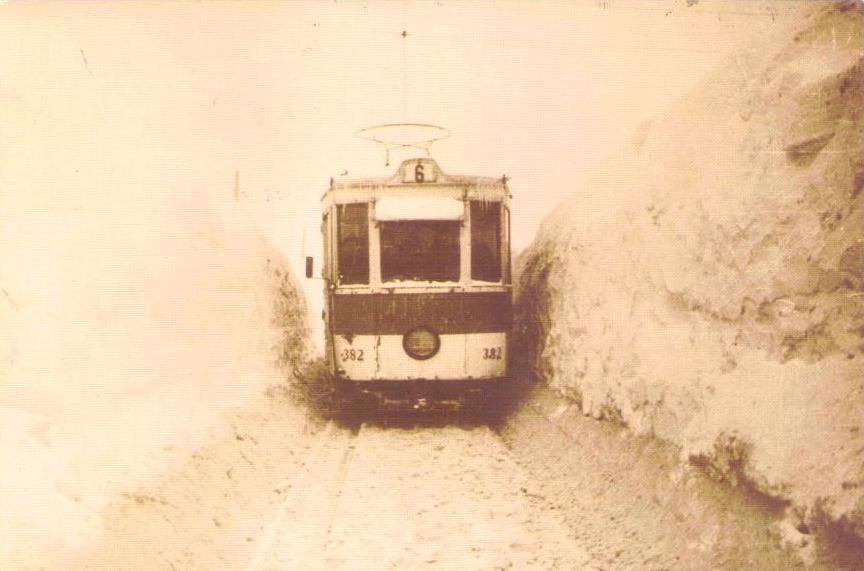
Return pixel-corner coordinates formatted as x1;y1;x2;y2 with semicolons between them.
336;377;509;411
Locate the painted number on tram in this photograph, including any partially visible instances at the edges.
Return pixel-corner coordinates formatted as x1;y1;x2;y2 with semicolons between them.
482;347;503;360
340;348;364;362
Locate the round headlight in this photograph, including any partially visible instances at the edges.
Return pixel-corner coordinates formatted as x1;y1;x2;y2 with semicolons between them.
402;326;440;360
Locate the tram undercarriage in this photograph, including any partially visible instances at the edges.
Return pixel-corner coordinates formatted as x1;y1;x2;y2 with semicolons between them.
335;378;509;414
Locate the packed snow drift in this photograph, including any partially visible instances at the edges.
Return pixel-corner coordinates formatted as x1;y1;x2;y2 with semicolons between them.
0;197;309;568
516;0;864;548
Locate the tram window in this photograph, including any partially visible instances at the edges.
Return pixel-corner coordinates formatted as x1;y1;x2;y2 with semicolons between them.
503;207;512;284
380;221;460;282
337;203;369;284
471;201;501;282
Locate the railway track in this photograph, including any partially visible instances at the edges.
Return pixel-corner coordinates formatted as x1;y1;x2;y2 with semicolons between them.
246;421;359;571
244;418;600;571
66;382;849;571
73;390;830;571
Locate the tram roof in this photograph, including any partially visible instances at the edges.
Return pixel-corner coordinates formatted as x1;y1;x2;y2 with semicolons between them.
323;158;510;200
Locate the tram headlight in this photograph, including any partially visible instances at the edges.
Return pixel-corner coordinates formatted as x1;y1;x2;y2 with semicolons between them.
402;326;440;360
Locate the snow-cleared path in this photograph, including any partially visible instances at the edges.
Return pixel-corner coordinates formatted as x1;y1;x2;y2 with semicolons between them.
249;421;600;571
69;385;839;571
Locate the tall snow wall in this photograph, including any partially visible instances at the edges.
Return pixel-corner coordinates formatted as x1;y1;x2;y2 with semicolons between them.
0;196;310;567
516;1;864;541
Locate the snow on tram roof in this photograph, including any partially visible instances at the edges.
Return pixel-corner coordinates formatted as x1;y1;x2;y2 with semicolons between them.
375;196;464;221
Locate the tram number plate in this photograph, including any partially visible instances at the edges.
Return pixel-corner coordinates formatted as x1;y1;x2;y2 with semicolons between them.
340;348;364;362
402;159;437;183
482;347;503;360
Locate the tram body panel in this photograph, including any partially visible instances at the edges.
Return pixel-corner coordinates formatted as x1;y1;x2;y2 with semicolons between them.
328;288;510;382
463;332;508;378
331;334;379;380
334;333;465;380
333;331;508;382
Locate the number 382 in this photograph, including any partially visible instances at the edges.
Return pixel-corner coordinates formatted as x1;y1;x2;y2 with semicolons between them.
482;347;503;360
340;348;364;362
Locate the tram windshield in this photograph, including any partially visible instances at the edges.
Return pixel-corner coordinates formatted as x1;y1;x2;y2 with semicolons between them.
380;221;461;282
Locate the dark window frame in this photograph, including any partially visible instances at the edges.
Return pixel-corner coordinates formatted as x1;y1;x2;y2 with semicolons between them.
336;203;370;285
470;201;502;283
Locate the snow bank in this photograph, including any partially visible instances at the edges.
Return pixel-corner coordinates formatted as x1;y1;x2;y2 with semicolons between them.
516;1;864;544
0;194;309;569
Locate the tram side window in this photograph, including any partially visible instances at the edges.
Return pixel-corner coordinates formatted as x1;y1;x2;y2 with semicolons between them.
337;203;369;284
471;201;501;282
503;207;512;284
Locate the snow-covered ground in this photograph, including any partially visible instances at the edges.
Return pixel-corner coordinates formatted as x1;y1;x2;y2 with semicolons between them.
517;0;864;552
59;383;833;571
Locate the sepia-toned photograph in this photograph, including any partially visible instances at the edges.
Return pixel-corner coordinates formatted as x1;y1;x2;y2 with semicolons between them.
1;1;862;569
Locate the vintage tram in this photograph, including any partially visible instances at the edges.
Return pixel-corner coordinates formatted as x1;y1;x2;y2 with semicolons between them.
310;151;512;410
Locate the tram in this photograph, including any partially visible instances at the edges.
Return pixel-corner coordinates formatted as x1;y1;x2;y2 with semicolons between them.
307;138;512;410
